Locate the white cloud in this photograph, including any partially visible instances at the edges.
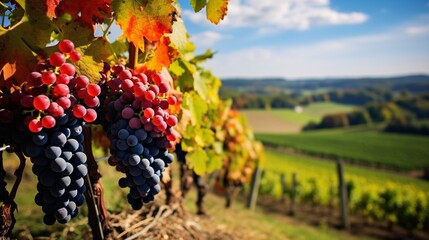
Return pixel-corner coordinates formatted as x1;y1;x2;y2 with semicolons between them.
184;0;368;30
405;26;429;36
202;29;429;79
190;31;227;47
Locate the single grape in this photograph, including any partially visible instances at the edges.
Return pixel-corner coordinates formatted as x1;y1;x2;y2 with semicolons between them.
49;52;66;67
59;39;74;53
60;63;76;76
41;71;56;85
69;50;81;62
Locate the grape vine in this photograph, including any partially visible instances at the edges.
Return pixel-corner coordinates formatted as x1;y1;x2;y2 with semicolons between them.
0;0;265;238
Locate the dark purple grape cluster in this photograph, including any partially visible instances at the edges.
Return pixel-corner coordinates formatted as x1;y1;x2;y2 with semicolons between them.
102;66;177;209
25;115;88;225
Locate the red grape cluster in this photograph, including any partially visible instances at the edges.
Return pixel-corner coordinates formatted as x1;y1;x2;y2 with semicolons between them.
22;39;100;133
105;65;179;145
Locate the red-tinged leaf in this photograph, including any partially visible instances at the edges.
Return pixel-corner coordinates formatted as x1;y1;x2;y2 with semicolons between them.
206;0;228;24
112;0;175;51
57;0;111;26
45;0;61;18
135;37;178;72
0;1;53;89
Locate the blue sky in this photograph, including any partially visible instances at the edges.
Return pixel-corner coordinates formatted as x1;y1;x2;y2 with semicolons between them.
178;0;429;79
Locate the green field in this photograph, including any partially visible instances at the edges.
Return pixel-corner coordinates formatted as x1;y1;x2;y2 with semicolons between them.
241;102;356;134
257;126;429;170
271;102;356;125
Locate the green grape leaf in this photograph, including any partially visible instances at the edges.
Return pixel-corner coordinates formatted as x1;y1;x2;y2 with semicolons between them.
169;60;185;77
206;0;228;24
190;0;206;13
192;49;215;64
213;141;223;155
182;92;208;125
170;18;187;53
183;125;197;139
206;149;223;173
186;146;208;175
72;38;113;83
193;70;221;102
195;128;215;147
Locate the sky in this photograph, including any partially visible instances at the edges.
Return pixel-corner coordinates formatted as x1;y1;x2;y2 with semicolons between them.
178;0;429;79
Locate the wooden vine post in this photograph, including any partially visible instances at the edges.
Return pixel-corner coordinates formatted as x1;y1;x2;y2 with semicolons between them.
246;165;262;210
289;172;297;216
82;126;113;239
336;160;350;230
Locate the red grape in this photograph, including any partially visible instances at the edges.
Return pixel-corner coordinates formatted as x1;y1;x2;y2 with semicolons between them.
60;63;76;76
87;84;101;97
42;115;56;128
83;109;97;123
167;96;177;105
41;71;56;85
84;96;100;108
69;50;81;62
28;119;43;133
144;91;155;101
144;108;155;119
49;52;66;67
33;95;50;111
56;74;70;84
158;82;170;93
47;102;64;117
166;115;177;127
56;97;71;110
151;74;162;85
72;104;87;118
118;70;132;80
58;39;75;53
76;75;89;88
52;84;70;97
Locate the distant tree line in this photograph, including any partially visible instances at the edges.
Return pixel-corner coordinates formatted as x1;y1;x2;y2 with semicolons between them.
220;87;395;109
303;94;429;136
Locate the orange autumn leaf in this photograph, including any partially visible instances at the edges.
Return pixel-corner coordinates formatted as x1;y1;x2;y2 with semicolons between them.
145;37;178;72
113;0;175;51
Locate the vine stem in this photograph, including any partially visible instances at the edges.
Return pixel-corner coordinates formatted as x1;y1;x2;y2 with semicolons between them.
0;146;25;237
128;42;138;70
99;22;119;63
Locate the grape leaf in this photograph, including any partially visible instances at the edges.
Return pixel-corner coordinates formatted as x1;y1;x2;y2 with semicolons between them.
186;146;208;175
168;60;185;77
144;36;179;72
193;70;221;102
72;38;113;83
195;128;215;147
206;0;228;24
56;0;111;26
206;149;223;173
112;0;175;51
169;18;187;53
182;92;208;125
190;0;206;13
0;1;52;88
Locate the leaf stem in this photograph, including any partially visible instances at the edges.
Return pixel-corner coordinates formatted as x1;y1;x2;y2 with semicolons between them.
99;22;119;63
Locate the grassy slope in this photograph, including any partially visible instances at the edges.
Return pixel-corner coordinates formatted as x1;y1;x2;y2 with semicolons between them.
241;102;356;134
271;102;356;125
257;126;429;170
185;189;373;240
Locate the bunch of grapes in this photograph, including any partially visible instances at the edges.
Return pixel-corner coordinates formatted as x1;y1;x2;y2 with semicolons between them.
102;66;177;209
27;115;87;225
18;39;97;224
22;39;99;133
